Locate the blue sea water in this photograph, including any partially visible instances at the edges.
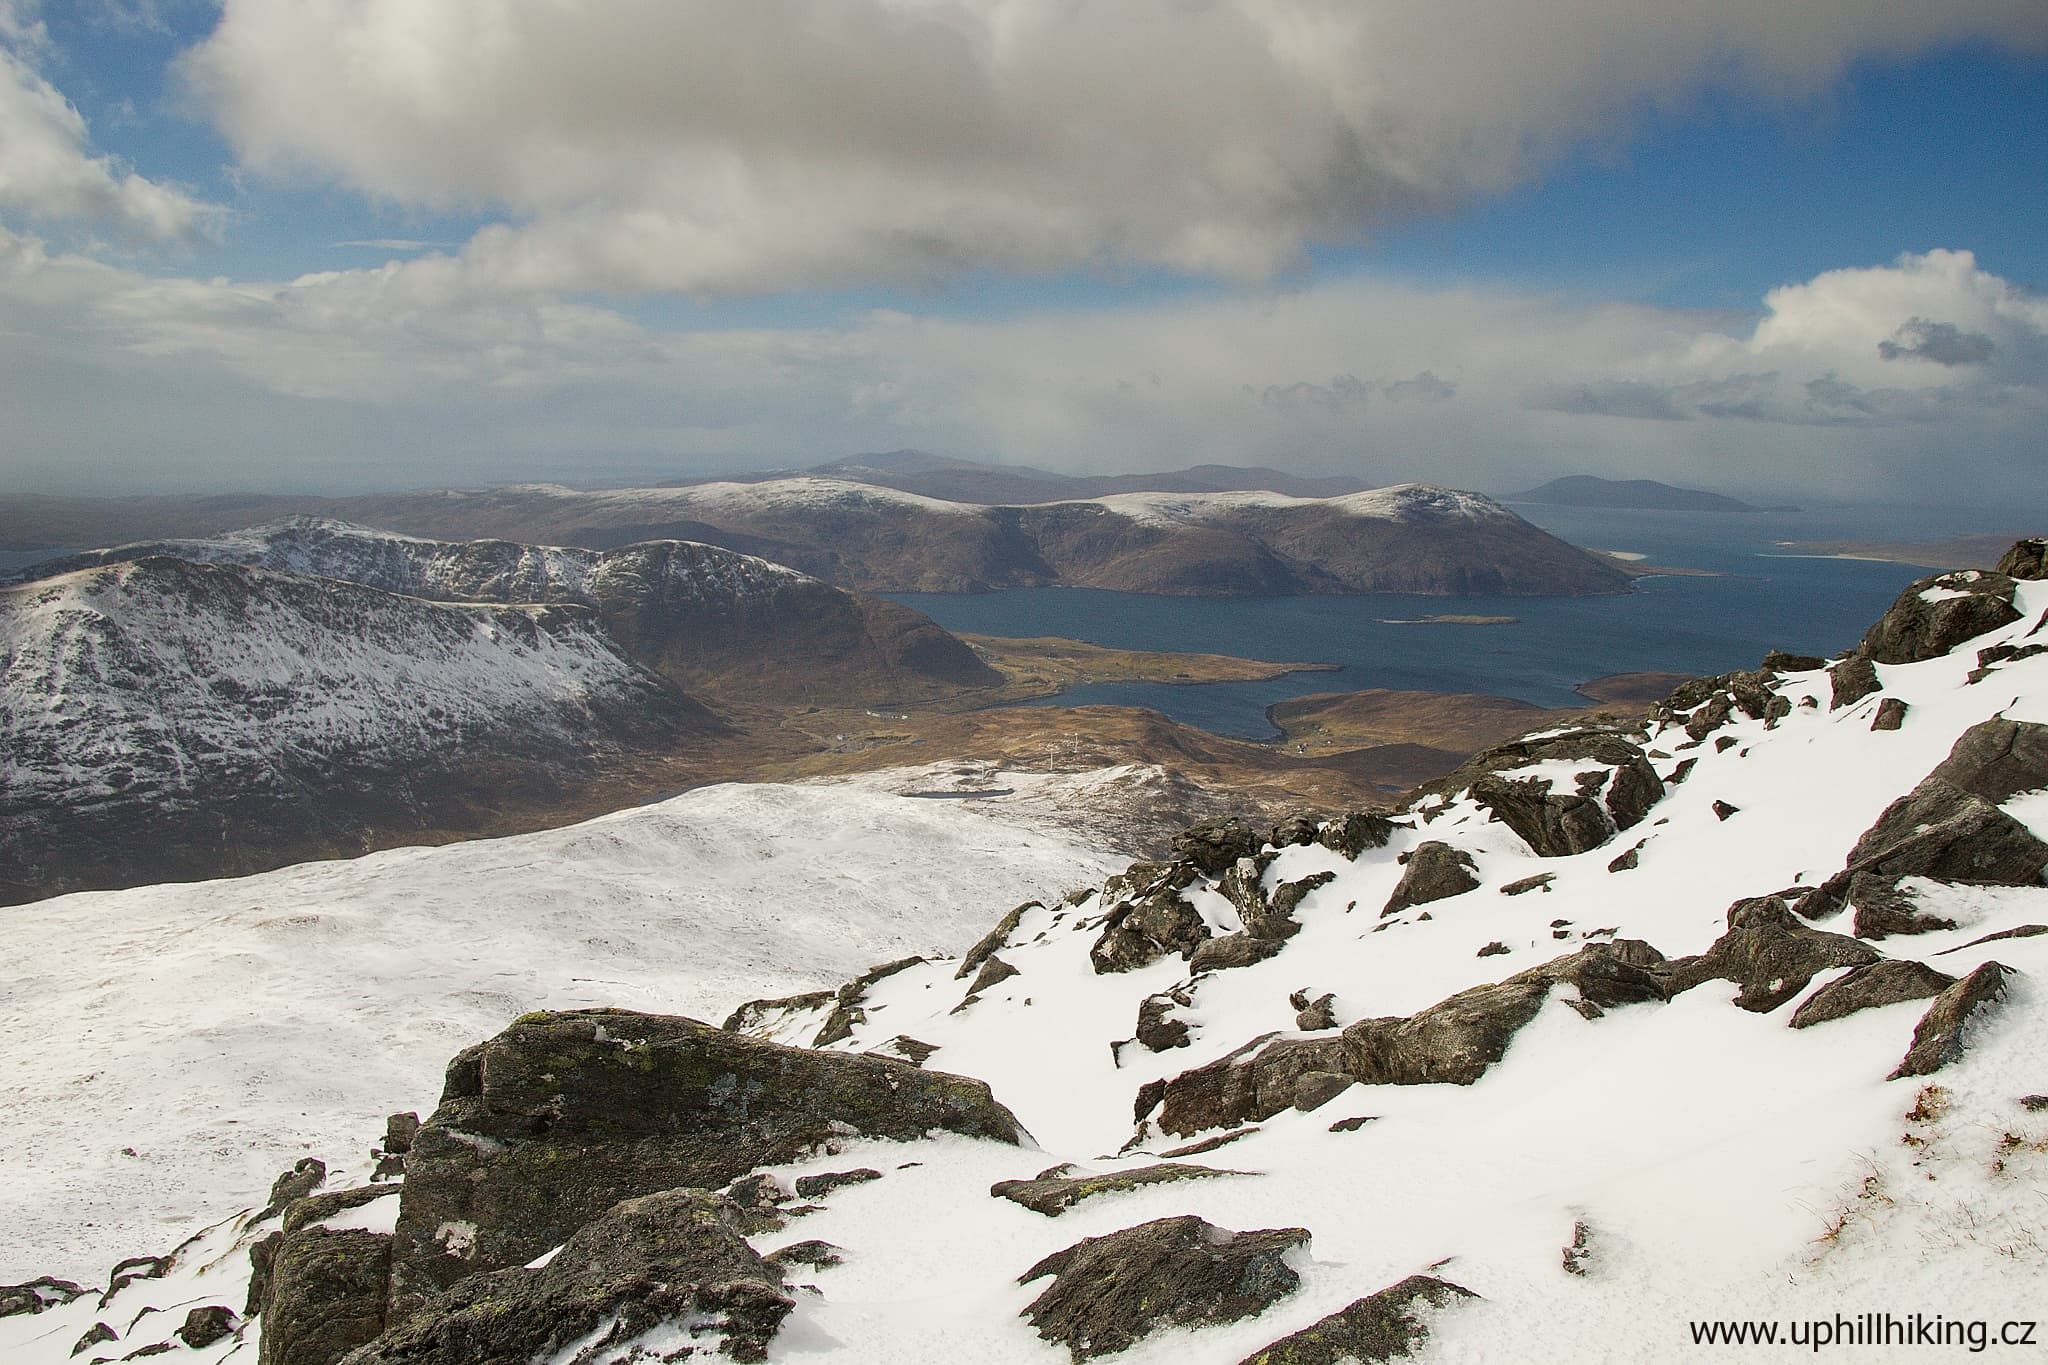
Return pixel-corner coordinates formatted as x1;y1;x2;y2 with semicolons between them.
887;504;2005;740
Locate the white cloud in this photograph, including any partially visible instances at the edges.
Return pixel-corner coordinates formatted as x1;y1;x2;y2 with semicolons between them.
180;0;2048;298
3;230;2043;502
0;25;224;241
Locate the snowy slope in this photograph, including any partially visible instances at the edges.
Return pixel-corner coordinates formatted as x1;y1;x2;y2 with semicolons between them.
0;765;1130;1285
8;564;2045;1365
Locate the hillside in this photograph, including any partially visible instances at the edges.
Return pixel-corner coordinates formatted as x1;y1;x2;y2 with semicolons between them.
1509;474;1759;512
0;556;714;902
801;451;1374;505
2;480;1633;598
23;518;999;704
4;540;2043;1364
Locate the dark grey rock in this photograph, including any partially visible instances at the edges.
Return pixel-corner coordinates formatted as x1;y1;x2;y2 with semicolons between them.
1317;811;1399;859
1871;698;1909;731
1936;924;2048;953
259;1158;328;1222
381;1114;419;1157
1293;993;1337;1032
1763;650;1827;673
811;955;929;1047
1382;842;1479;917
968;955;1020;995
175;1307;238;1349
1218;855;1277;928
992;1163;1238;1217
1327;1115;1378;1133
1019;1216;1308;1362
1607;843;1641;873
339;1189;792;1365
1269;813;1324;849
1091;867;1212;973
0;1277;85;1318
258;1214;393;1365
1668;897;1879;1012
766;1239;843;1271
1462;733;1661;857
1860;570;2021;665
882;1035;938;1066
1666;756;1698;784
1256;871;1335;939
1151;1035;1345;1137
389;1009;1023;1311
1189;933;1286;973
1237;1274;1476;1365
1712;800;1739;821
1928;718;2048;805
1134;990;1194;1052
1498;873;1554;896
1837;778;2048;894
1830;656;1881;710
100;1255;169;1305
72;1322;117;1355
792;1169;881;1199
719;987;836;1036
1848;874;1957;940
1291;1071;1355;1112
1789;960;1957;1028
1476;941;1510;958
245;1234;281;1318
1175;818;1262;876
1891;963;2014;1079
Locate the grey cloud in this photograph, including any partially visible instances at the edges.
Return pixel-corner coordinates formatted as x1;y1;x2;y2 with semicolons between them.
1257;371;1455;414
1877;317;1996;365
1531;379;1689;421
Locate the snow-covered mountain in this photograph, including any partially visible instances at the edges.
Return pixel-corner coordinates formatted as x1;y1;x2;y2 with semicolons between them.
0;555;711;902
5;542;2045;1365
20;517;999;702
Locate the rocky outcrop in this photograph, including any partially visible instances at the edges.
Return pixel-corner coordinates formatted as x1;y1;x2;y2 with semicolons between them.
258;1187;401;1365
1927;718;2048;805
1890;963;2014;1079
1458;733;1663;857
1996;538;2048;580
1668;897;1879;1012
1237;1274;1477;1365
1318;811;1400;858
389;1009;1024;1309
1871;698;1909;731
955;901;1039;980
1830;656;1882;710
1788;960;1956;1029
992;1163;1238;1216
1019;1217;1309;1361
1175;818;1263;875
1848;874;1958;940
0;1277;85;1318
339;1189;792;1365
176;1306;239;1349
809;955;928;1047
1381;843;1479;916
1807;778;2048;918
1190;933;1287;973
1091;866;1211;973
1152;1035;1349;1137
1858;570;2021;665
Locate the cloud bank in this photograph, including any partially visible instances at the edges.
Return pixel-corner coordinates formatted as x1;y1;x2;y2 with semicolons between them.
182;0;2048;296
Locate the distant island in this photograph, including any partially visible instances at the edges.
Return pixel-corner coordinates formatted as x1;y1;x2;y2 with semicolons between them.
1507;475;1759;513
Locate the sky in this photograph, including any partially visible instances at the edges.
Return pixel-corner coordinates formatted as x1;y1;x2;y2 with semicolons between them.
1;1;2045;504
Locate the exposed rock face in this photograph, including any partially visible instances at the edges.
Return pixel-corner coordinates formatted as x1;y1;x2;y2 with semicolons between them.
1928;718;2048;805
1318;811;1399;858
954;902;1038;981
1176;818;1263;876
1871;698;1909;731
1237;1274;1477;1365
1669;898;1879;1012
1381;842;1479;916
339;1189;792;1365
260;1159;329;1222
1189;934;1287;973
992;1163;1238;1216
1341;942;1668;1085
1151;1035;1347;1137
389;1009;1024;1309
1859;570;2021;665
1848;875;1958;940
1890;963;2014;1079
258;1187;402;1365
1788;960;1957;1029
1995;537;2048;580
1091;866;1211;973
1019;1216;1309;1361
1834;779;2048;897
1830;656;1882;710
1454;732;1662;857
1134;991;1194;1052
810;955;929;1047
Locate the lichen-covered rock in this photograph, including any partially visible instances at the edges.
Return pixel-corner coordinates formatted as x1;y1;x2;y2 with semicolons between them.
1789;960;1956;1029
340;1189;792;1365
1829;655;1881;710
1237;1274;1477;1365
1381;842;1479;916
388;1009;1024;1310
992;1163;1238;1217
259;1189;401;1365
1668;897;1879;1012
1859;570;2021;665
1019;1216;1308;1362
1890;962;2014;1079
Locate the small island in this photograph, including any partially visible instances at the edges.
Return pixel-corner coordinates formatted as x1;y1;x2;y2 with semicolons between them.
1375;614;1519;626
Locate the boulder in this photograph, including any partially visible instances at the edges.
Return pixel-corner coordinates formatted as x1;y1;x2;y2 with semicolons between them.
0;1276;85;1318
1848;874;1957;940
1789;960;1956;1029
1838;778;2048;892
1381;843;1479;917
1871;698;1909;731
1254;872;1335;939
811;955;929;1046
1829;656;1881;710
1091;864;1212;973
954;901;1039;980
1134;990;1193;1052
1189;934;1285;973
967;955;1020;995
258;1188;402;1365
1175;818;1263;876
1236;1274;1477;1365
1318;811;1399;859
259;1158;328;1222
1927;718;2048;805
1270;813;1324;849
1995;537;2048;580
72;1322;117;1355
1668;897;1879;1012
176;1307;239;1349
1342;941;1669;1086
1293;992;1337;1032
1859;570;2021;665
1458;734;1662;856
1890;963;2014;1079
1763;650;1827;673
1019;1216;1308;1362
1218;856;1276;926
381;1114;419;1156
339;1189;792;1365
992;1163;1238;1217
389;1009;1023;1309
1499;873;1554;897
1151;1035;1347;1137
792;1168;880;1199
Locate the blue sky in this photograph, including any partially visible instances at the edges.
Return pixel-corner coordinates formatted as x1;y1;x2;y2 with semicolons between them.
2;2;2045;501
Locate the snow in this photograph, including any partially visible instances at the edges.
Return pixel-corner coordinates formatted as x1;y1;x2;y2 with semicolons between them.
0;766;1124;1284
1084;483;1512;528
5;574;2047;1364
585;476;977;518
